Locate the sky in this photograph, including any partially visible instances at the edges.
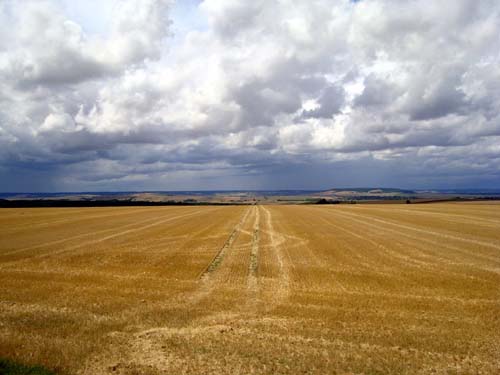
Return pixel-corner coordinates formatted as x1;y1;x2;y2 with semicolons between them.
1;0;500;192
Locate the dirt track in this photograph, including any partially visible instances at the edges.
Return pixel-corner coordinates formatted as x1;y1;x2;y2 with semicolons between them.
0;203;499;374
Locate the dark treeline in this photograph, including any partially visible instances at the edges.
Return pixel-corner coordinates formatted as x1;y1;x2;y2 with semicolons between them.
0;199;242;208
313;197;500;205
409;197;500;204
314;199;353;204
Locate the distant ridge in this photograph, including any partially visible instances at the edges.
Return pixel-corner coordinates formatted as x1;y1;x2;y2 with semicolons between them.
321;187;416;194
3;187;500;198
1;188;500;207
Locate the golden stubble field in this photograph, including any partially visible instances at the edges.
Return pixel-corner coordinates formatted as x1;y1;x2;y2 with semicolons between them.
0;203;499;374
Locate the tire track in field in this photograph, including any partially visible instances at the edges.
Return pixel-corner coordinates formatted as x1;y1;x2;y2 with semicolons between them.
193;204;261;309
75;206;253;375
172;206;253;309
198;206;252;279
91;206;267;374
260;205;291;309
248;205;260;292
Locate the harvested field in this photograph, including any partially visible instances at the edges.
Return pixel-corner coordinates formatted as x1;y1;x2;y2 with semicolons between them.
0;203;499;374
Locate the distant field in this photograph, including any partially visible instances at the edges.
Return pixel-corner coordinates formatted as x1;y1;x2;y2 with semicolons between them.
0;204;499;374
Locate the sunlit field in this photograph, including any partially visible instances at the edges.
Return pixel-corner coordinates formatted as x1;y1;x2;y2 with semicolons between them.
1;203;499;374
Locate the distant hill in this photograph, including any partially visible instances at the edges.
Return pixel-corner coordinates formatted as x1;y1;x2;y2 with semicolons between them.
1;188;499;207
318;187;416;199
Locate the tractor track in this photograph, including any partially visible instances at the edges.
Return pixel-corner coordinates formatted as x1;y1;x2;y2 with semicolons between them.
199;206;252;280
248;205;260;291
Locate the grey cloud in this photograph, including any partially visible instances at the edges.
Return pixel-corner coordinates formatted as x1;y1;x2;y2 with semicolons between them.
1;0;500;191
354;75;397;108
233;80;302;127
405;69;468;121
302;85;345;119
201;0;264;38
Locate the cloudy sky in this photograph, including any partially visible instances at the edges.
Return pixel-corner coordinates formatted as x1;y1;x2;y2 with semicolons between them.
1;0;500;192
